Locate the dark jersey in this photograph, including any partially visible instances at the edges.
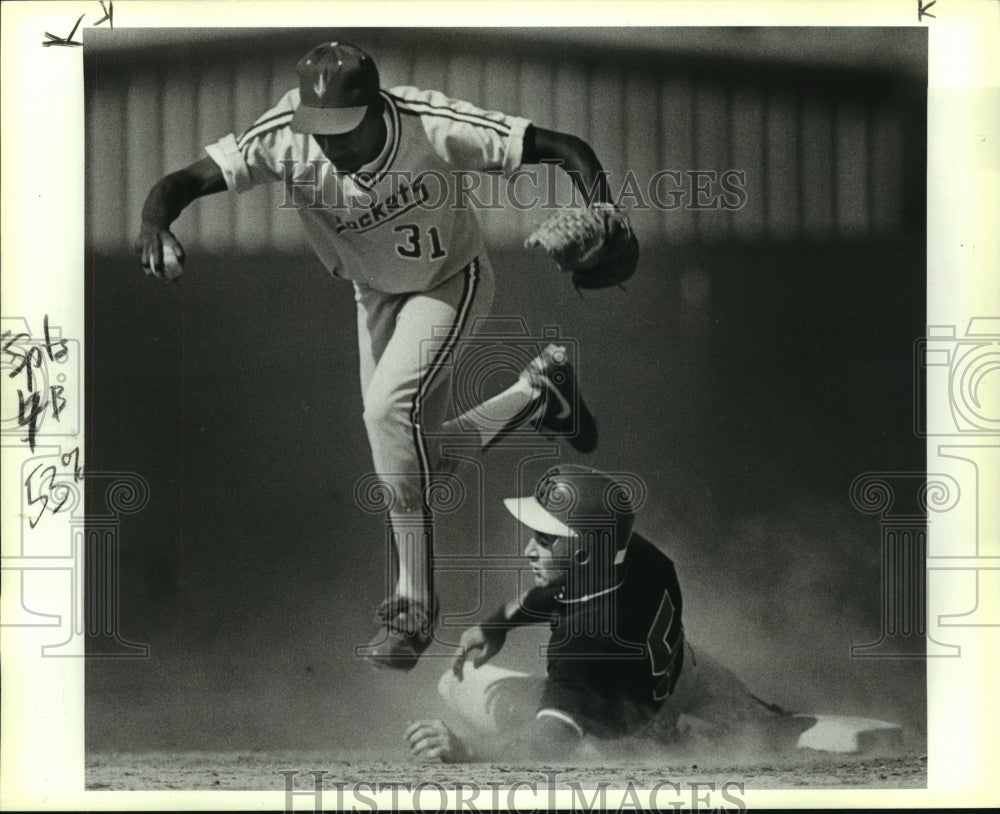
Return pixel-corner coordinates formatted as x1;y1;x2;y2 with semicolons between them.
527;534;684;739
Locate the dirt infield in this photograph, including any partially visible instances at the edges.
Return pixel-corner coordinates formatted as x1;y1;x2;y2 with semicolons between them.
86;748;926;791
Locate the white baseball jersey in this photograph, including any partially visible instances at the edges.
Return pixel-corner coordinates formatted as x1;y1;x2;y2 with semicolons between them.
206;86;530;294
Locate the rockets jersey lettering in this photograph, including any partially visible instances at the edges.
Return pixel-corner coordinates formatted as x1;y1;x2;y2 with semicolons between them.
530;535;685;739
206;86;530;294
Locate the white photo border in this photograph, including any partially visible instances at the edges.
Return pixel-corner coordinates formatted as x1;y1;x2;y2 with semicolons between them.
1;0;997;810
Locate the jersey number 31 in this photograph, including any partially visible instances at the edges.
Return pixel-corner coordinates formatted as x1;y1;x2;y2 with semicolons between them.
394;224;447;260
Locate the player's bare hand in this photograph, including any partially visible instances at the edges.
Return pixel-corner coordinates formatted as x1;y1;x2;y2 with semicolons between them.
136;223;186;282
405;719;470;763
451;624;504;680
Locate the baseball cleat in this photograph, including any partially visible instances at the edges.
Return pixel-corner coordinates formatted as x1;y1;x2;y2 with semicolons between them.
525;344;598;453
363;595;439;672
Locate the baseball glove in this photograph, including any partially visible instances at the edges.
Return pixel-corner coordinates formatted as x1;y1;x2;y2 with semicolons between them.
524;203;639;290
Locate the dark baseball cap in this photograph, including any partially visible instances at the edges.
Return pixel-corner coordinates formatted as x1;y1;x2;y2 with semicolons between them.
290;41;380;135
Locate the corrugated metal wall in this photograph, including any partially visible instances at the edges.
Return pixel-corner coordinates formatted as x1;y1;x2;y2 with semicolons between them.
87;32;922;254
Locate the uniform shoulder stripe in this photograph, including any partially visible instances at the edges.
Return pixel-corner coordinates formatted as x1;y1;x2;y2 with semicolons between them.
397;106;511;139
370;90;402;181
388;93;511;138
237;111;295;149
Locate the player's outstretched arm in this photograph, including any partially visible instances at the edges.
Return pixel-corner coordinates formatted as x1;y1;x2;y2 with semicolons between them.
450;623;506;679
522;125;612;205
136;155;227;282
404;716;580;763
521;127;638;290
451;589;558;679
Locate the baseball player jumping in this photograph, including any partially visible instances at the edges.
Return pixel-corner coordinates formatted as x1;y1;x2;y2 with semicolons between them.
136;41;637;671
406;465;805;761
